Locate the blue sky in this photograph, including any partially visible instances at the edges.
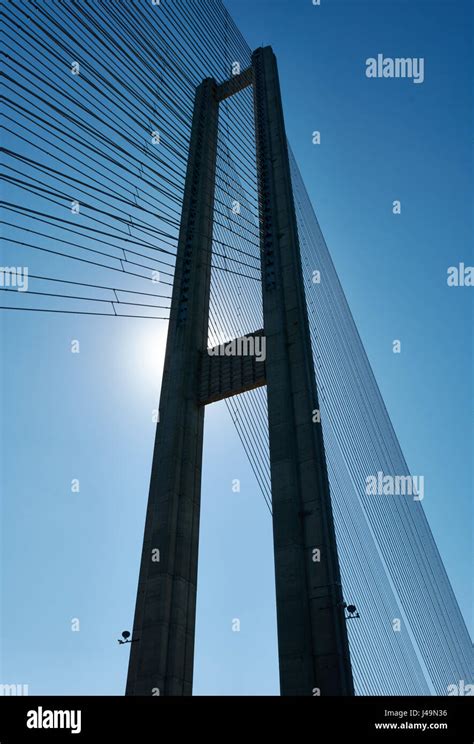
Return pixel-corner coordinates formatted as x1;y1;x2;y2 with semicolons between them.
1;0;472;695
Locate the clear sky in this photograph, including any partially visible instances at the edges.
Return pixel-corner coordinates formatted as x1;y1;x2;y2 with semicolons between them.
1;0;472;695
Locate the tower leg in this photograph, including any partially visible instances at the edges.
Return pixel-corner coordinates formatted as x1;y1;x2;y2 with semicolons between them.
252;47;354;696
126;78;219;696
